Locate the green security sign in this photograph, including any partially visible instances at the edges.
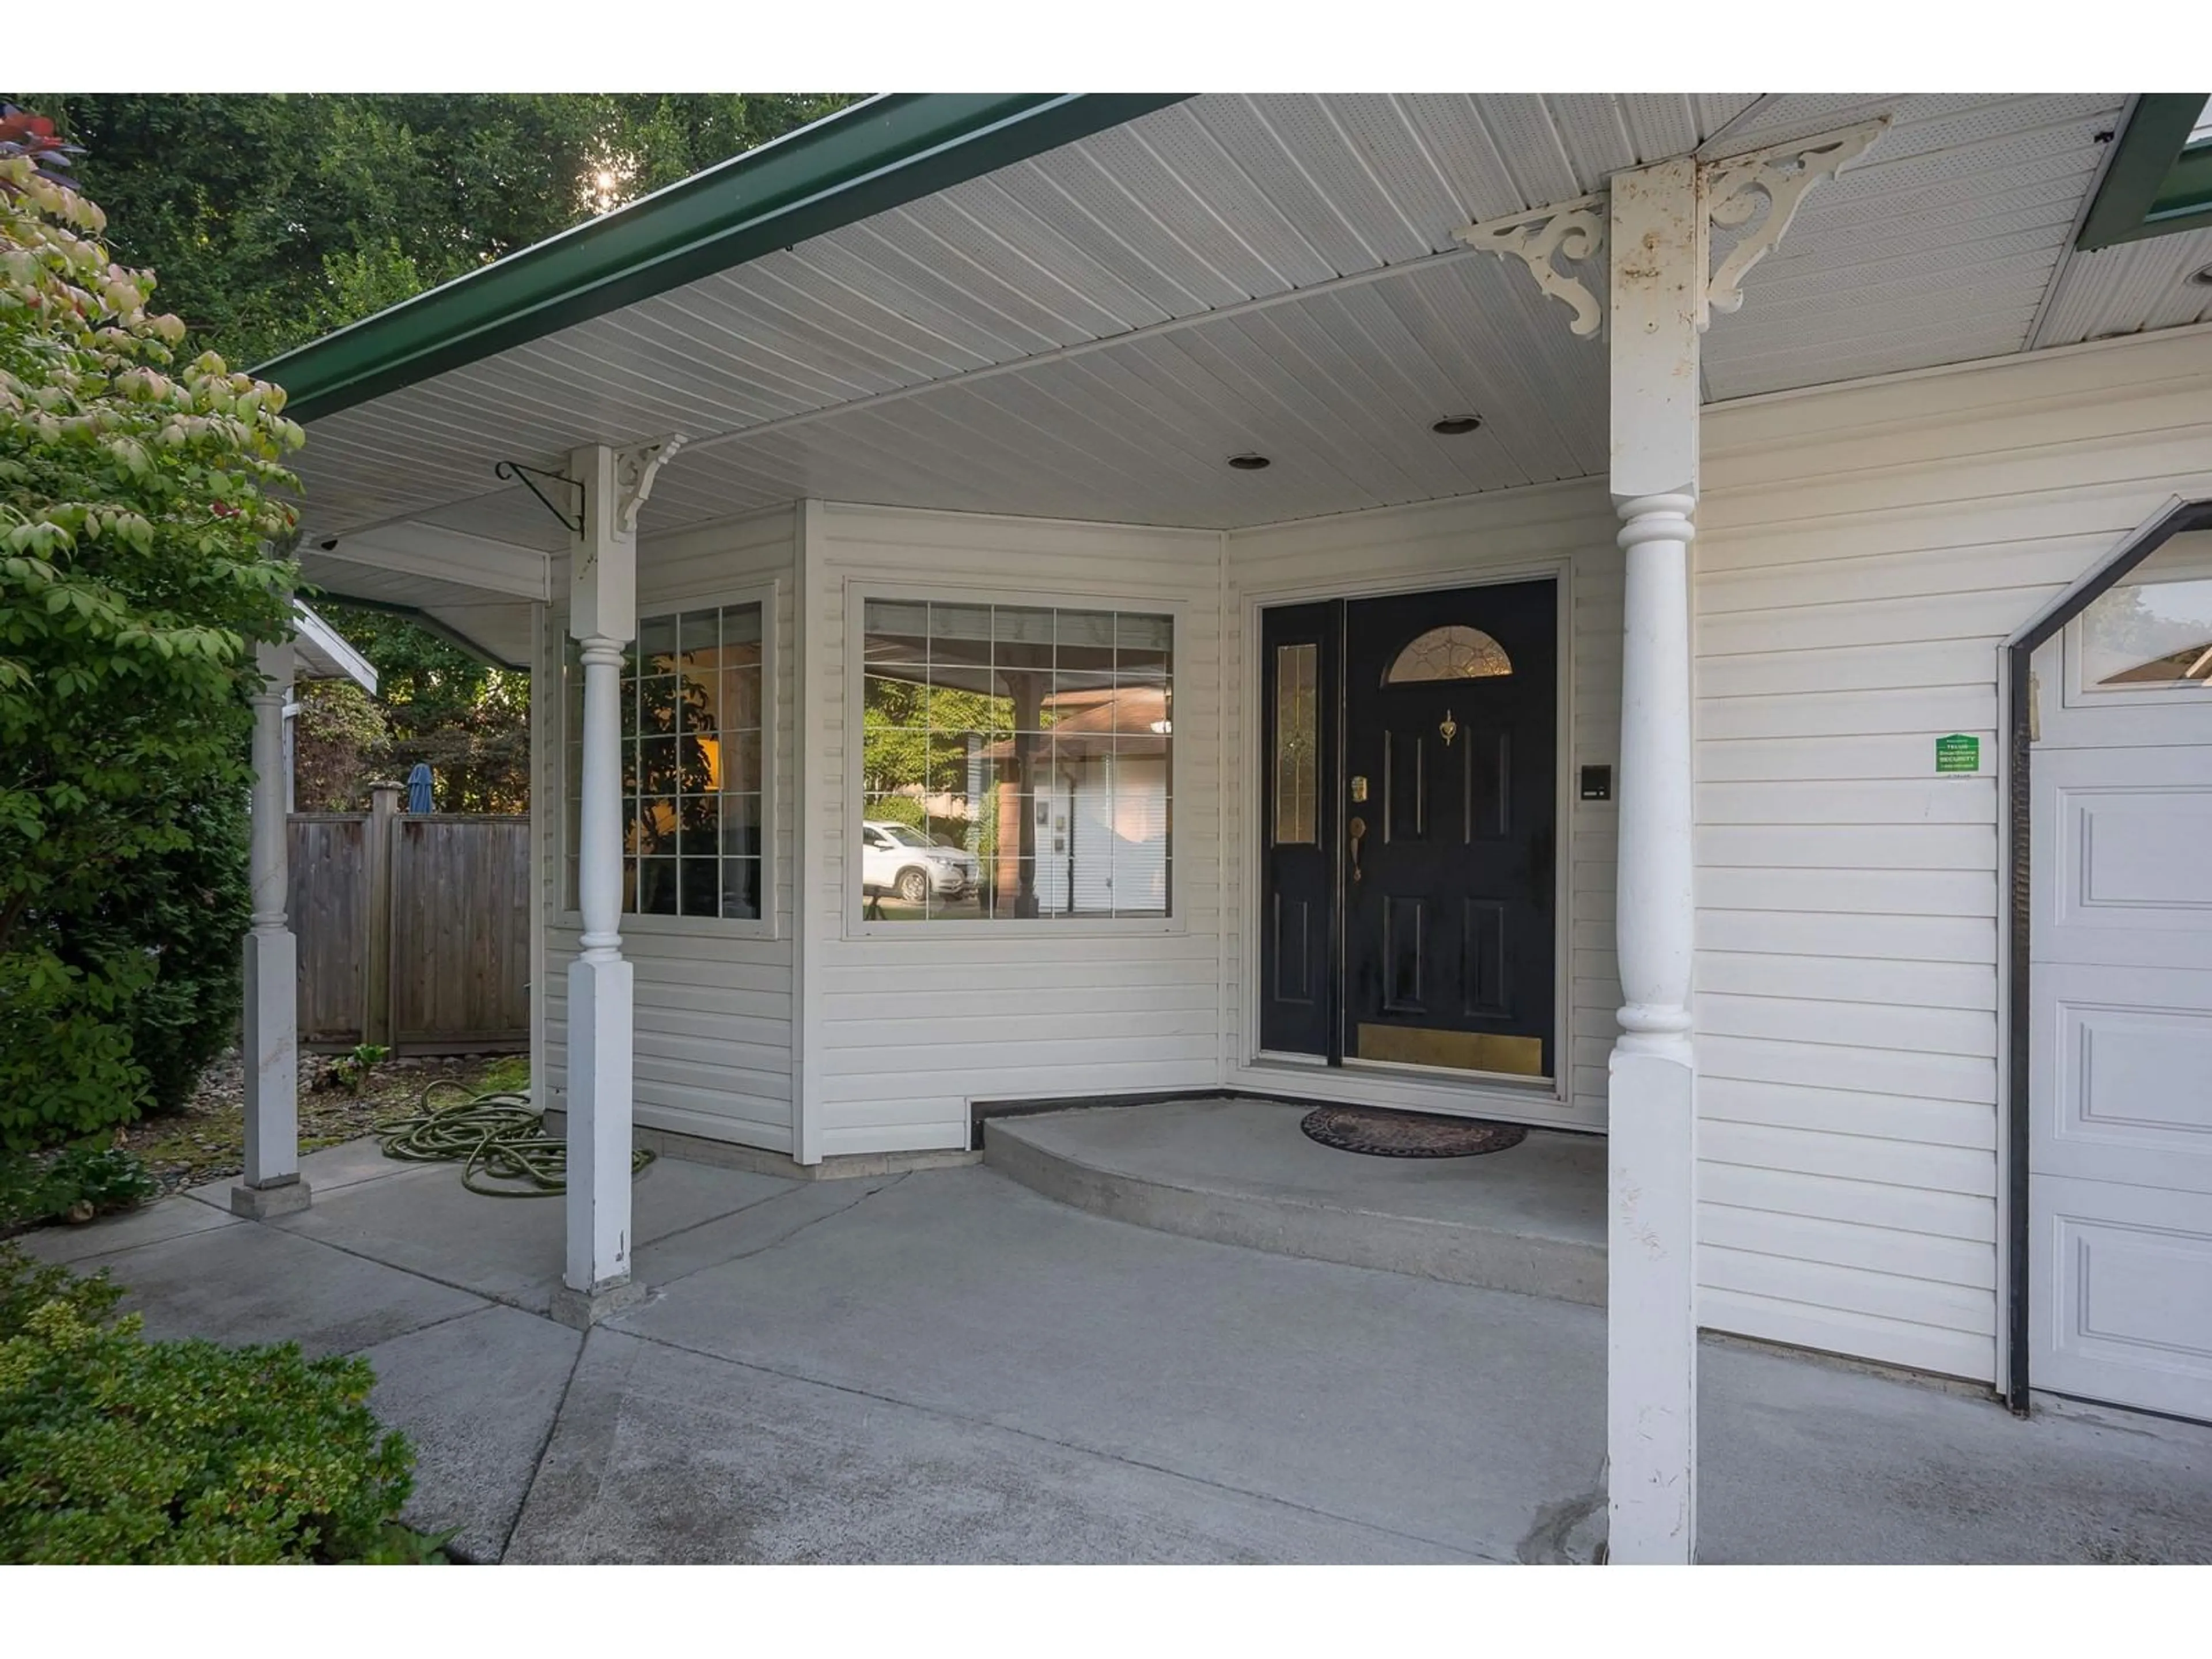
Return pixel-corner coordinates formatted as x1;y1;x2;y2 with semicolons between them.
1935;734;1980;774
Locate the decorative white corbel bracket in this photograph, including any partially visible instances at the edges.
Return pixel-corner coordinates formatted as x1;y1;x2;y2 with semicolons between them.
614;434;688;537
1453;194;1611;338
1701;118;1889;320
1452;118;1889;340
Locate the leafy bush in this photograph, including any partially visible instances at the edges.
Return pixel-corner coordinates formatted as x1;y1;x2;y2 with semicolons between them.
0;109;302;1150
324;1042;390;1095
0;1143;156;1230
0;1241;121;1328
86;793;252;1118
0;1243;421;1563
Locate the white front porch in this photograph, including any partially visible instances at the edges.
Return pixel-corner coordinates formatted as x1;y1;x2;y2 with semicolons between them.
238;93;2212;1564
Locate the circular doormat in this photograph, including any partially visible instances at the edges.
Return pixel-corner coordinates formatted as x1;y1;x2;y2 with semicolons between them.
1299;1104;1528;1159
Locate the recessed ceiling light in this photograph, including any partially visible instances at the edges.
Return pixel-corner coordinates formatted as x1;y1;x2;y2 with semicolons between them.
2191;263;2212;287
1228;453;1271;470
1431;415;1483;435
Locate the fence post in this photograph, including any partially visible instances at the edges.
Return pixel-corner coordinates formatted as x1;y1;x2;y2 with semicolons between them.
365;781;402;1050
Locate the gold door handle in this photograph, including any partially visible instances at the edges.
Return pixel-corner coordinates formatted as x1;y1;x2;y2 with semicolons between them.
1348;815;1366;884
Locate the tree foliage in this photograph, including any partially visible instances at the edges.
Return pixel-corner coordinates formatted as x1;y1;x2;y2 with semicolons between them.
19;94;857;369
10;94;859;815
319;602;529;813
289;676;387;812
0;109;301;1147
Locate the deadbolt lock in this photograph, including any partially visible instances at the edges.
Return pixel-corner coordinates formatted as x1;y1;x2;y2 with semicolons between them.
1350;775;1368;802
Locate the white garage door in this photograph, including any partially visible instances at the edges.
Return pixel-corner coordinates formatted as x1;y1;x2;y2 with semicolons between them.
2029;529;2212;1419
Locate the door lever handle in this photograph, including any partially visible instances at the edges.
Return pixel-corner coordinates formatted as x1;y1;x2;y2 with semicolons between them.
1348;815;1366;884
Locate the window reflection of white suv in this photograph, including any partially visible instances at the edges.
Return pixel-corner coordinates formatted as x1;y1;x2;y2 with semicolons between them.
861;820;979;904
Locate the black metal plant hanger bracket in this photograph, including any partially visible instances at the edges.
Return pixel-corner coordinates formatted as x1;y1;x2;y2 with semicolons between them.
494;460;584;535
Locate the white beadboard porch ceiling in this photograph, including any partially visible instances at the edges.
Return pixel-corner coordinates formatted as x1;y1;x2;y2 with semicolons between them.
297;90;2183;560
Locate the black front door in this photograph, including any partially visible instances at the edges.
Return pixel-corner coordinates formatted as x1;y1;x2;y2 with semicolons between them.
1260;579;1558;1076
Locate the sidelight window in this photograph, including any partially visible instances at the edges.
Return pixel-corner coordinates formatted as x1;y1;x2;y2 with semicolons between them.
1273;642;1319;846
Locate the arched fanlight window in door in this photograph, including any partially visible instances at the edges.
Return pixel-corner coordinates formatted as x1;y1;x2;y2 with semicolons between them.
1385;624;1513;684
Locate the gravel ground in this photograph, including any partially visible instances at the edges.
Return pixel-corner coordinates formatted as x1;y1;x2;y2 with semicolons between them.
120;1049;530;1196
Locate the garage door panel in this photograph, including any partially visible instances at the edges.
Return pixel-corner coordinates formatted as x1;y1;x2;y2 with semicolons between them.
2031;1175;2212;1419
2071;789;2212;909
2033;965;2212;1196
2042;779;2212;952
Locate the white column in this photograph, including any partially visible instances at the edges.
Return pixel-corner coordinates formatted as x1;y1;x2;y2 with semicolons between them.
1606;157;1703;1563
557;444;642;1324
233;639;309;1218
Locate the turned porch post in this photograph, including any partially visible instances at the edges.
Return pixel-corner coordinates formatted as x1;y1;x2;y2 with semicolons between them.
233;638;309;1218
559;443;642;1324
1606;156;1703;1564
1456;121;1887;1567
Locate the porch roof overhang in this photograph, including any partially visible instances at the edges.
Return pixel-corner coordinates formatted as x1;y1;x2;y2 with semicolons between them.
273;90;2212;645
291;601;378;691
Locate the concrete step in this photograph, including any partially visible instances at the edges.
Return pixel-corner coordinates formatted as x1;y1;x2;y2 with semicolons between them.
984;1097;1606;1306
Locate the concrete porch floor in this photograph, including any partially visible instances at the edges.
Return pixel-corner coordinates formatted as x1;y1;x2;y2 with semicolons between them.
984;1097;1606;1304
19;1132;2212;1565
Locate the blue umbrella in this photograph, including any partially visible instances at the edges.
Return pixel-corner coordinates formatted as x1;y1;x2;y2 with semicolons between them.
406;762;433;813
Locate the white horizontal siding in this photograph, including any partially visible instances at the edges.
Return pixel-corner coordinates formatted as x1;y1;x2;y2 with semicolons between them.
1693;324;2212;1380
1223;477;1623;1131
805;502;1228;1156
543;505;800;1152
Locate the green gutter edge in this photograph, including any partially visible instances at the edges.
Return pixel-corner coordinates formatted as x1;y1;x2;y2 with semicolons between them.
257;93;1192;425
2077;93;2212;251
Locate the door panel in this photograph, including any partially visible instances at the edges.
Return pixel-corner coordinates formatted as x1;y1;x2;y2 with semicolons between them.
1381;894;1426;1013
1384;732;1428;841
1462;899;1509;1017
1259;603;1339;1056
1343;580;1557;1077
1465;729;1512;840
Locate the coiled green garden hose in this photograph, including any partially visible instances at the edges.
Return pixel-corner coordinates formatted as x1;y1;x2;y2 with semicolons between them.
374;1079;653;1197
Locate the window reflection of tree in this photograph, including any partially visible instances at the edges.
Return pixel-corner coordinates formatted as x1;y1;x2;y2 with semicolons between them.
859;603;1169;923
2087;579;2212;685
631;660;720;914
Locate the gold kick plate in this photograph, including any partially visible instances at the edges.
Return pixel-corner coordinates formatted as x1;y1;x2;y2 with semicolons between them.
1355;1024;1546;1077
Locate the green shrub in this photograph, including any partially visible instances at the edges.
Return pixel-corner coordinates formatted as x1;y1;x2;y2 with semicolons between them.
97;793;253;1117
0;1243;121;1330
47;1144;156;1217
0;1243;419;1563
0;1143;155;1230
0;111;302;1151
324;1042;390;1094
0;949;152;1153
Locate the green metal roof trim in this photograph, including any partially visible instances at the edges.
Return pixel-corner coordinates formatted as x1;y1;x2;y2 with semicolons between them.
257;93;1192;425
2077;93;2212;251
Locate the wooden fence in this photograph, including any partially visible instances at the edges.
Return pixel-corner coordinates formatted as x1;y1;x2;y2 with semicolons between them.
288;789;530;1052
